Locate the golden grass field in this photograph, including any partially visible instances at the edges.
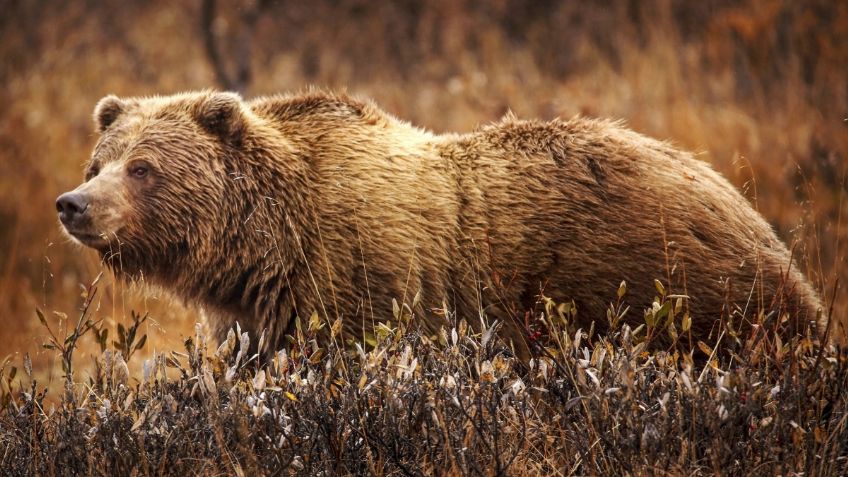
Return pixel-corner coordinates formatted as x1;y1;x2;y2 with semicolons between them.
0;0;845;394
1;2;848;475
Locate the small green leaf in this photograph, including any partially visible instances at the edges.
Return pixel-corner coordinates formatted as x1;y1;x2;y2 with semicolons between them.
307;311;322;333
557;303;569;322
376;322;394;341
645;309;657;328
656;301;671;321
363;331;377;348
668;322;678;341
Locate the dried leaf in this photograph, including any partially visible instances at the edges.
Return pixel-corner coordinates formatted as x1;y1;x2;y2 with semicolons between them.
114;352;130;388
216;329;237;360
654;279;665;296
201;369;216;395
331;318;343;339
253;369;266;391
36;308;47;327
412;290;421;310
23;354;32;378
131;412;146;433
308;311;322;333
134;334;147;352
681;313;692;332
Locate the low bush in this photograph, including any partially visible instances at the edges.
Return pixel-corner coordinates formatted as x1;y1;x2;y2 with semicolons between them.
1;280;846;476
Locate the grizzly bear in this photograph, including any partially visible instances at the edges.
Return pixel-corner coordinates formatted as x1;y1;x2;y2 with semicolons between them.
56;90;824;356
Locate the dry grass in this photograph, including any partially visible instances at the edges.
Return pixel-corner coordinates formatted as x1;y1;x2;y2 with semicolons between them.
0;1;846;474
1;278;846;475
2;2;845;360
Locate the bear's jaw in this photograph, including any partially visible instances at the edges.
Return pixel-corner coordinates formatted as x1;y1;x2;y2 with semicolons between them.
100;251;145;281
98;239;182;284
65;229;111;249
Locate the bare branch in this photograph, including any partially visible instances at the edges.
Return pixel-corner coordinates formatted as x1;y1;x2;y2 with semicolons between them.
200;0;235;90
200;0;268;93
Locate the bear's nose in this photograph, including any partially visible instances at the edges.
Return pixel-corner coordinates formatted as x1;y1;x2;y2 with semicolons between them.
56;192;89;224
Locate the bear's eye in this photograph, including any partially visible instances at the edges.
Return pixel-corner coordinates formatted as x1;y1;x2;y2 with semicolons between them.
129;162;150;179
85;167;100;181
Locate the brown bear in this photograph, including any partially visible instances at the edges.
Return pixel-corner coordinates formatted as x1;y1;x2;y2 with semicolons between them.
56;90;823;356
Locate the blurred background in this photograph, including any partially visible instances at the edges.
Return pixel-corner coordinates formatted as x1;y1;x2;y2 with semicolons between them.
1;0;846;381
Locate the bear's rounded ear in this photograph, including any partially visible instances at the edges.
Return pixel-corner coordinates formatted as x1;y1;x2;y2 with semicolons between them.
193;92;246;147
94;95;126;132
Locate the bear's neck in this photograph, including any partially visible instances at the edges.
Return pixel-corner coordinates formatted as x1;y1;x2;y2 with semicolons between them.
188;137;317;345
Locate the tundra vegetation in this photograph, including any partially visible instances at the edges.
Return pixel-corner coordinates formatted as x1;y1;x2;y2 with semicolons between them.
1;276;846;475
0;0;846;475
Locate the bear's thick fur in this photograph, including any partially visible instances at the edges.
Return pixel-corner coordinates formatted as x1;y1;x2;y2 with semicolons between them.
58;90;823;354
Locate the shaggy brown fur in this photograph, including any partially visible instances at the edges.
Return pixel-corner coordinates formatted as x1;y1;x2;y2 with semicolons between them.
58;90;823;355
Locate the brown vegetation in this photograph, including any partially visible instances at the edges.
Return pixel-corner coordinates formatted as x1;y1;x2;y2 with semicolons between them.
0;0;846;474
2;282;847;475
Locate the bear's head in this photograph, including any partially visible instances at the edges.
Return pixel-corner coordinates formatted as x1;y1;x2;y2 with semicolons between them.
56;91;250;281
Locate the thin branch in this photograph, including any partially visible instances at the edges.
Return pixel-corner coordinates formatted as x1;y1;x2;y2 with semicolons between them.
200;0;270;93
200;0;235;90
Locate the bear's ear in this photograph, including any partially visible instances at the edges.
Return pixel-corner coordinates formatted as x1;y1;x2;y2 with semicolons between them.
93;95;126;132
193;92;246;147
